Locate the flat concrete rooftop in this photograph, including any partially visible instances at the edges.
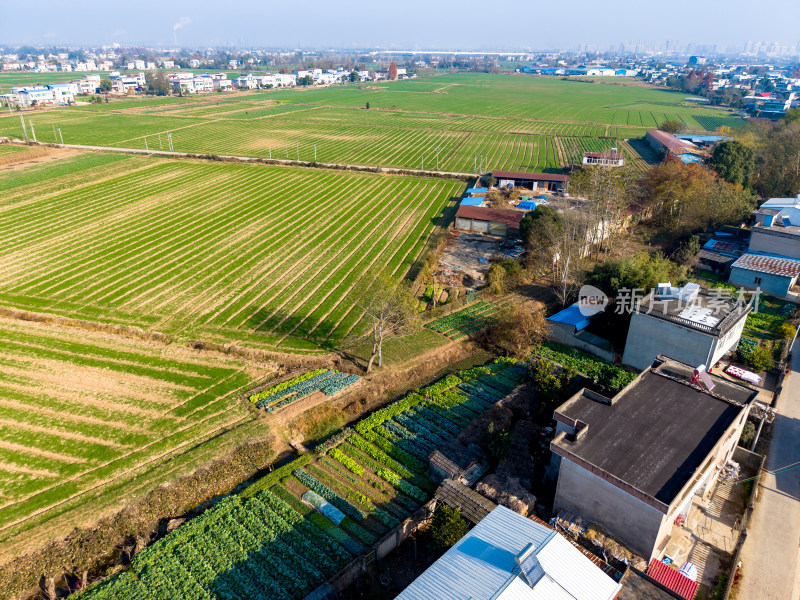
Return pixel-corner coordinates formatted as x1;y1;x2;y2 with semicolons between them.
553;358;756;506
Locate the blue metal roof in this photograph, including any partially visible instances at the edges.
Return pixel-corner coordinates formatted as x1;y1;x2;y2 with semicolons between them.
397;506;621;600
547;305;592;331
460;197;484;206
466;187;489;194
517;200;538;211
678;153;704;164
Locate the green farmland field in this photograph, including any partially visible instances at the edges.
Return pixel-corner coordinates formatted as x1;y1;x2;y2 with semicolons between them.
0;73;740;173
0;155;462;350
0;314;261;556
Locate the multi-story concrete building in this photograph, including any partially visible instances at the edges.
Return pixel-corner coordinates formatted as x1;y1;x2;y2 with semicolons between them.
550;356;756;560
621;283;751;371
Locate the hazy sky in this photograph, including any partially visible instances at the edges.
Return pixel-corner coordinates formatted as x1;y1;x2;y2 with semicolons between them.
1;0;799;51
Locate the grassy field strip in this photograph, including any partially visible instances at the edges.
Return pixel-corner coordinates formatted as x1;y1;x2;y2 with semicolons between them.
321;182;461;341
75;167;310;308
205;174;402;328
238;178;415;331
254;183;425;332
9;165;251;295
199;172;380;329
0;163;185;269
0;153;146;205
163;172;367;326
0;316;258;531
287;180;456;339
0;158;157;214
268;180;434;337
118;168;319;313
292;181;458;341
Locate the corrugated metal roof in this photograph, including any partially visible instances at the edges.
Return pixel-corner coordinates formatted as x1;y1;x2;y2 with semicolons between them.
467;187;489;193
460;197;484;206
731;253;800;278
646;130;700;152
492;170;570;182
396;505;621;600
547;305;591;330
455;205;526;227
645;560;699;600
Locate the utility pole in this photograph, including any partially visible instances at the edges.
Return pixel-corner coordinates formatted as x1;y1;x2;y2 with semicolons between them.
436;147;440;171
473;152;477;175
29;121;36;142
20;115;27;141
167;132;173;152
58;127;63;144
269;145;272;159
421;154;424;171
296;141;299;161
159;133;163;150
53;124;57;142
145;138;149;153
314;142;317;163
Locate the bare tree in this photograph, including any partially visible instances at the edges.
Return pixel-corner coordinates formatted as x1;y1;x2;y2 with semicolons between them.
352;273;418;372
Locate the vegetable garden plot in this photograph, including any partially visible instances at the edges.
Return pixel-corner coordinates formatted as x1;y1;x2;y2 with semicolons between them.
78;358;528;600
531;341;636;389
426;301;499;340
249;369;361;412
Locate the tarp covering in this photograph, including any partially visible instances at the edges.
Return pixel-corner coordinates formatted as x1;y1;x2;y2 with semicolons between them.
460;197;484;206
302;490;346;525
517;200;538;210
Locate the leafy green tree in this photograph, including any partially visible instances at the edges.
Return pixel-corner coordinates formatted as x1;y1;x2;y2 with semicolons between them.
588;252;683;297
746;346;774;372
519;205;563;257
349;70;359;83
145;72;170;96
708;140;755;187
99;79;113;92
365;101;370;110
739;421;756;447
429;505;468;550
659;119;685;134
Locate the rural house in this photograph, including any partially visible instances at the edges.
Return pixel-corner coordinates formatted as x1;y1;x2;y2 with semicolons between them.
454;205;526;238
492;170;570;192
396;505;622;600
729;253;800;298
645;129;706;164
550;356;756;560
621;283;751;371
582;150;624;166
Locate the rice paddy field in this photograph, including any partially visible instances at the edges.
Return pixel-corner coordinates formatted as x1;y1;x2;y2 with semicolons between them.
0;73;741;172
0;153;463;351
0;313;265;559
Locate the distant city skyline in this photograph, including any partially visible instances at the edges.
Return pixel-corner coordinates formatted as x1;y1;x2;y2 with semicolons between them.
1;0;799;53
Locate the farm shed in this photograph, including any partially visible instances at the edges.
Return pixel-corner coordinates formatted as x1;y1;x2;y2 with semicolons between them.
434;478;497;524
582;151;624;167
429;441;487;486
454;205;526;237
466;187;488;197
729;252;800;298
645;130;706;164
460;197;485;207
492;170;570;192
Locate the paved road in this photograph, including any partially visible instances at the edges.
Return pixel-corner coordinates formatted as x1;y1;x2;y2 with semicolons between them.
738;350;800;600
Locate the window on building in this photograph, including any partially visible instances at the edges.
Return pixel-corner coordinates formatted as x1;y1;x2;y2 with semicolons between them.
753;277;762;285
